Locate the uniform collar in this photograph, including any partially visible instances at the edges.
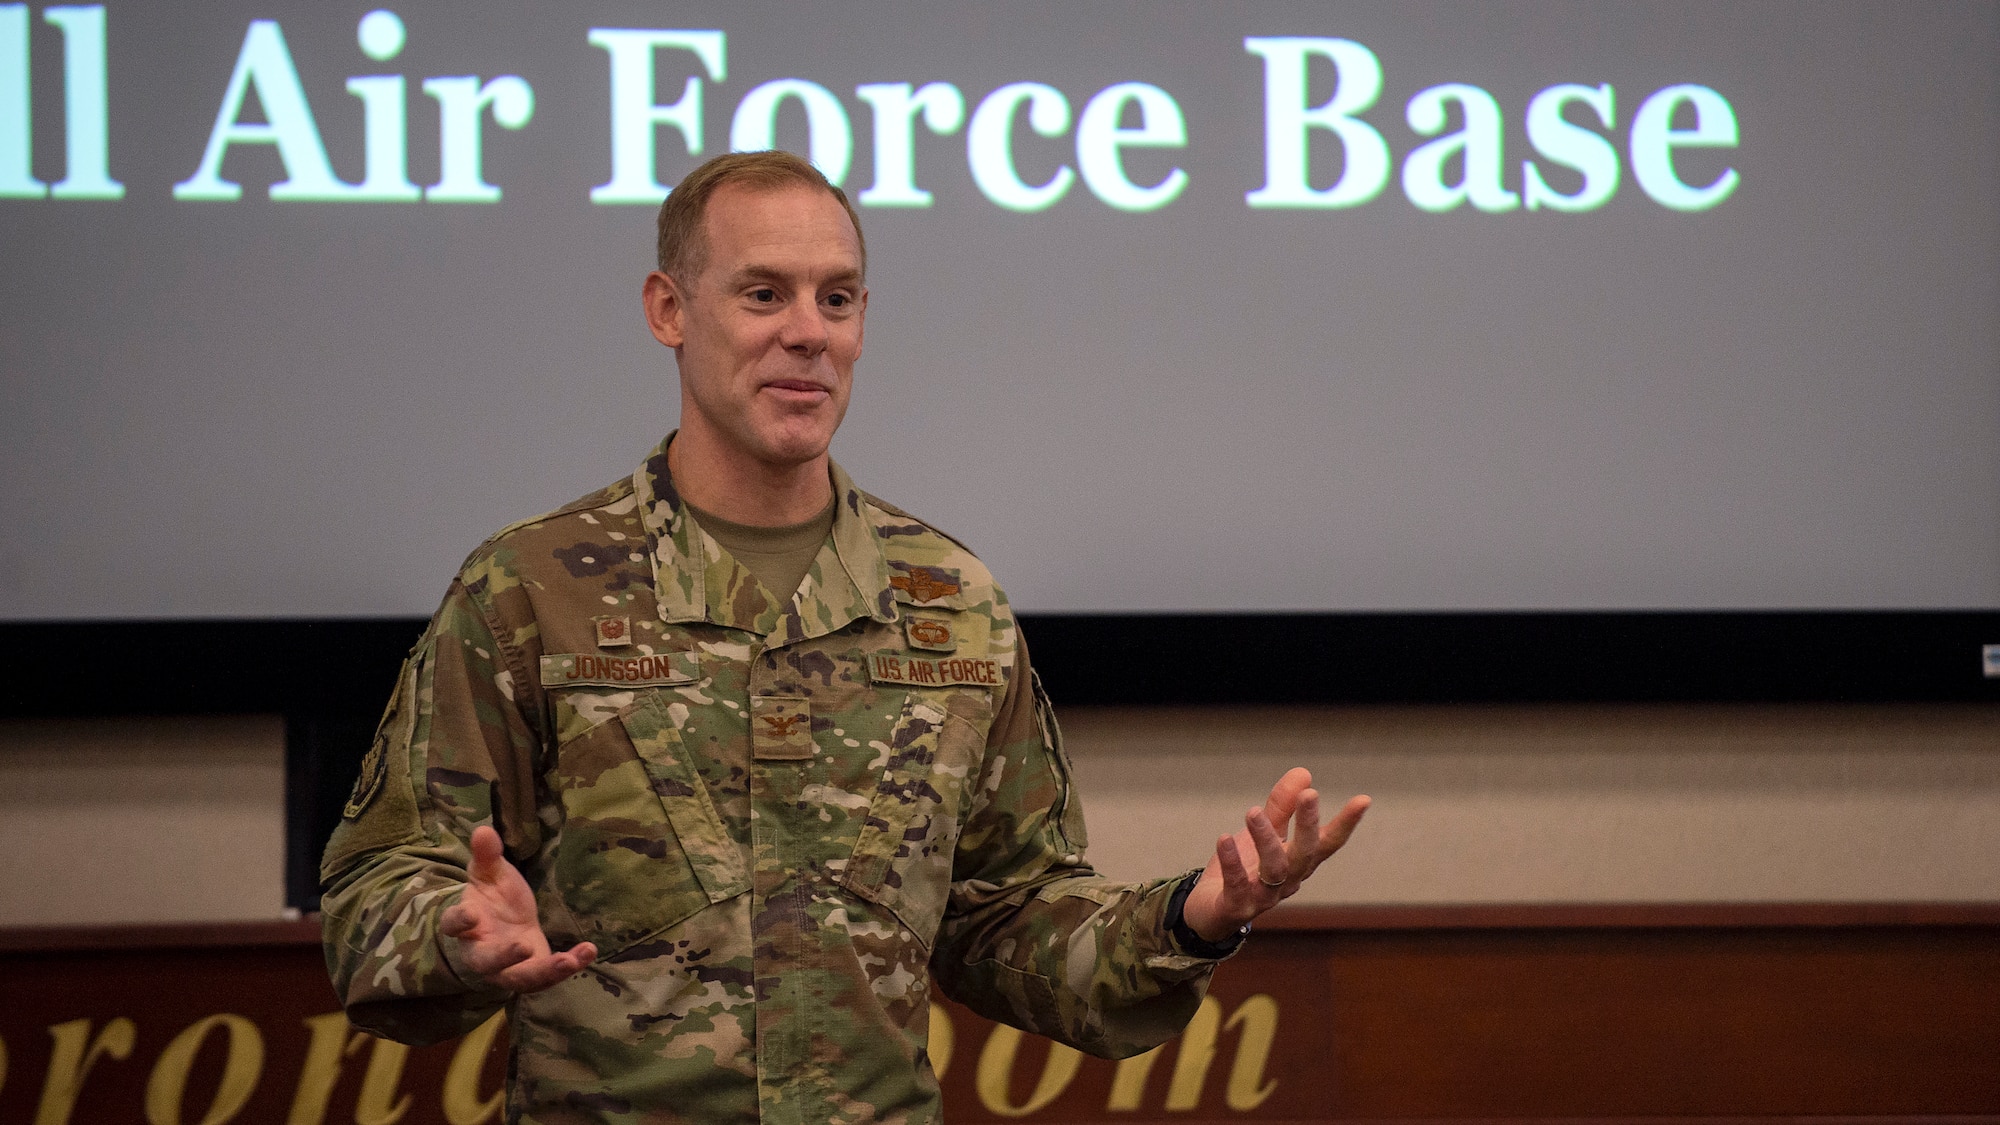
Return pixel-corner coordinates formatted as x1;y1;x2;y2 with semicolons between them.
633;433;897;640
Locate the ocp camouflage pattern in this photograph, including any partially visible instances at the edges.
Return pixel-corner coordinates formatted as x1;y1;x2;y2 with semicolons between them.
320;435;1226;1125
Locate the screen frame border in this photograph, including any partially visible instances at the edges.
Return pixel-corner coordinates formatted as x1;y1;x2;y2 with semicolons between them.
6;611;1995;909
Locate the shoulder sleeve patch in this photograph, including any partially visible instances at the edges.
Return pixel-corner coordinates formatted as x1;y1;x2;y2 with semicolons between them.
321;634;430;883
343;730;390;820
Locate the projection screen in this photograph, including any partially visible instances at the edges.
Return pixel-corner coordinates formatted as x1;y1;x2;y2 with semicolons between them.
3;0;1996;621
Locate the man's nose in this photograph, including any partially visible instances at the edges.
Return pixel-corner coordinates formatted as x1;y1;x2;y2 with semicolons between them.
778;301;830;356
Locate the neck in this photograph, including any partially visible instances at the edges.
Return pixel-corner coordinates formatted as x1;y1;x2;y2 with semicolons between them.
667;429;834;527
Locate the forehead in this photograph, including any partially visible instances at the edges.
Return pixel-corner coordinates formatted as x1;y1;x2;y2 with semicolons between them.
699;183;862;280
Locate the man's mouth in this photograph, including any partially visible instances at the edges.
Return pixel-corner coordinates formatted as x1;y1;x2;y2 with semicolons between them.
765;380;830;397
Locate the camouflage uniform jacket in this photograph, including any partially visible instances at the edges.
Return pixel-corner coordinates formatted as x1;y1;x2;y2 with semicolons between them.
320;437;1227;1125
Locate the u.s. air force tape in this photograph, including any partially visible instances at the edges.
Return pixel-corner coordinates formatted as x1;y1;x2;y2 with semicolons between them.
540;651;698;688
867;652;1000;687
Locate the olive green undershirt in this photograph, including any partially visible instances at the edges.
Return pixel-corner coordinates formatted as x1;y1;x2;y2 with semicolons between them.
685;497;836;604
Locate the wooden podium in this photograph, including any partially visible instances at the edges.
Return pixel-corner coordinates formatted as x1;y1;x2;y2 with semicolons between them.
3;904;1995;1124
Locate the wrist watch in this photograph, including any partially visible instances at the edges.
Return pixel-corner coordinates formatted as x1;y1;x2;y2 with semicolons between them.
1165;869;1249;958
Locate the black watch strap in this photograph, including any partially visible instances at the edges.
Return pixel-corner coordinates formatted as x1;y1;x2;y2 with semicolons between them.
1164;869;1249;958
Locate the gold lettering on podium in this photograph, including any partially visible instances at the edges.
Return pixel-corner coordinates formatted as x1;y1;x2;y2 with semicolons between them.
440;1013;505;1125
355;1036;413;1125
1221;996;1279;1110
144;1014;263;1125
1105;1043;1164;1111
1104;994;1281;1112
35;1017;135;1125
285;1012;361;1125
926;1005;956;1081
975;1025;1084;1117
1162;997;1220;1110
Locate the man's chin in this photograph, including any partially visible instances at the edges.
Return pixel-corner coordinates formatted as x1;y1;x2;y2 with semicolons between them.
748;428;837;470
748;407;845;465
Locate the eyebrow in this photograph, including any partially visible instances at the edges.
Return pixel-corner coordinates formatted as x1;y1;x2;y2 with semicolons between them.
725;263;864;289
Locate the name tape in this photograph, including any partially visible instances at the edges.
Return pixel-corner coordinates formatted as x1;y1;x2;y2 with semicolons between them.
540;651;697;688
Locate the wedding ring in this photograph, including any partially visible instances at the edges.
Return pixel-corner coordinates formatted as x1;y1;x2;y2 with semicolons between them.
1258;873;1286;888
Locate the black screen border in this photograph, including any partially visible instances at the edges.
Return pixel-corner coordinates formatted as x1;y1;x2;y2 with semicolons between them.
6;611;1994;715
5;611;1995;910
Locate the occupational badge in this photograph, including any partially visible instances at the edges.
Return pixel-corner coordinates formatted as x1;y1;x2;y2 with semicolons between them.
594;615;633;647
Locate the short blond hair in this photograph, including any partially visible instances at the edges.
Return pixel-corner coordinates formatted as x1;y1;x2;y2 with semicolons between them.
655;151;867;283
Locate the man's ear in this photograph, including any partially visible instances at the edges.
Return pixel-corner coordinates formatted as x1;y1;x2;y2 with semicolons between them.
643;270;685;349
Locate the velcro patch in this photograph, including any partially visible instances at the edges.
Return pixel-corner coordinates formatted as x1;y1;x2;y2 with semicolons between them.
343;737;388;819
887;564;963;606
594;615;633;647
904;613;957;652
752;696;814;760
540;651;697;688
868;652;1000;688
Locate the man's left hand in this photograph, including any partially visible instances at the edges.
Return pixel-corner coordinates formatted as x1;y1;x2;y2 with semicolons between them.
1181;768;1370;943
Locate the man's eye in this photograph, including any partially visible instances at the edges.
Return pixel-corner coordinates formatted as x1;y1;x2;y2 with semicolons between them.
750;288;777;303
825;293;849;308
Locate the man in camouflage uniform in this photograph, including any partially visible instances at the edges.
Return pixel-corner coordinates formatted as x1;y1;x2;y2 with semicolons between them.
320;151;1369;1125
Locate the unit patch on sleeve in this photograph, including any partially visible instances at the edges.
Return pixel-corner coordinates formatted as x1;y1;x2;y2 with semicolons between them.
868;652;1000;687
540;651;697;688
342;736;388;819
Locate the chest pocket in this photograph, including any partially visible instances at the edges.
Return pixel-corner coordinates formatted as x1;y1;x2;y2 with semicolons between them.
549;691;749;955
838;689;986;948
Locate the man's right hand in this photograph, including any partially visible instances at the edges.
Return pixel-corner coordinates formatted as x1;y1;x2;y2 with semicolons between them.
438;825;597;992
